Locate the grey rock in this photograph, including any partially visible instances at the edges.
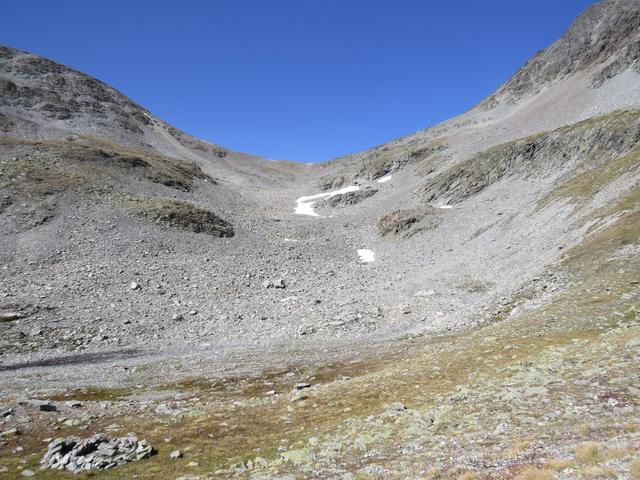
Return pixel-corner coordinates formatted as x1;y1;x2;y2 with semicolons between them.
0;311;25;322
0;427;19;437
40;434;153;472
169;449;183;459
263;278;286;289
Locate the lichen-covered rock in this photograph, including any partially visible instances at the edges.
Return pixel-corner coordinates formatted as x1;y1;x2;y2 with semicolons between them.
40;434;154;473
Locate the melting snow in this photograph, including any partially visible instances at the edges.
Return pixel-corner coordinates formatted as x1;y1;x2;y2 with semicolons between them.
376;175;392;183
294;185;360;217
357;249;375;263
438;205;453;209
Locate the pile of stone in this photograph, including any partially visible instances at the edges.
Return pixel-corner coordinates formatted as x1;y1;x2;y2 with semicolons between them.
41;433;153;473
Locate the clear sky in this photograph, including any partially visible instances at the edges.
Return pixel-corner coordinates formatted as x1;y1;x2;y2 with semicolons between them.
2;1;595;162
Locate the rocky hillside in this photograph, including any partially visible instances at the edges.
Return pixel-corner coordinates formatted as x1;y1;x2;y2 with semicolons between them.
0;1;639;479
483;0;640;107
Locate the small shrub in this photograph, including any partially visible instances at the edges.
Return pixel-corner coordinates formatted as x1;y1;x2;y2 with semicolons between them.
515;467;553;480
575;442;602;465
458;471;477;480
630;459;640;480
545;459;573;471
602;446;632;460
579;466;616;478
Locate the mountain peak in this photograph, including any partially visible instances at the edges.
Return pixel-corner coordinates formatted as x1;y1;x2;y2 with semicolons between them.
482;0;640;109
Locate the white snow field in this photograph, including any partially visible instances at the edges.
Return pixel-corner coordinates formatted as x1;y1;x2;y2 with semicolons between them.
294;185;360;216
357;249;375;263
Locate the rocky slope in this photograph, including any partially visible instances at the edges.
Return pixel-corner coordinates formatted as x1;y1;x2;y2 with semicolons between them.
0;1;639;479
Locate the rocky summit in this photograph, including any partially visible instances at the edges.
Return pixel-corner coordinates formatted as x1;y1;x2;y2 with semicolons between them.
1;1;640;479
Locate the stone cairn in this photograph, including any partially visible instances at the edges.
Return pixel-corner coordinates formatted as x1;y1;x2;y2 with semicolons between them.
41;433;154;473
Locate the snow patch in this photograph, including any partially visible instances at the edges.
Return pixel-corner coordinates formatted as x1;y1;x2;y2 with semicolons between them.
357;249;375;263
438;205;454;209
294;185;360;217
376;175;392;183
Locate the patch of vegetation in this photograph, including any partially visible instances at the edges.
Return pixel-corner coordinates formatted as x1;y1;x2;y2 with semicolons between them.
540;143;640;209
48;386;134;402
456;279;496;294
377;208;435;237
126;196;233;237
515;467;553;480
575;442;603;465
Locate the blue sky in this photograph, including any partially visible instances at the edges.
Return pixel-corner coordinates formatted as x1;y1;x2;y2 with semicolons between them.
2;1;595;162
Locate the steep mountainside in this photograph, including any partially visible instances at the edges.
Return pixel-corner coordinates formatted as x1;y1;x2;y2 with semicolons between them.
1;1;639;479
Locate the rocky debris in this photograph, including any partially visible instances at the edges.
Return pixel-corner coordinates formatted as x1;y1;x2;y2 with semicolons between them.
130;282;141;290
1;408;14;417
263;278;286;289
0;427;19;438
377;208;432;237
294;382;311;390
0;310;26;322
20;470;35;477
40;434;154;473
170;449;183;459
0;303;37;322
172;313;184;321
415;289;436;297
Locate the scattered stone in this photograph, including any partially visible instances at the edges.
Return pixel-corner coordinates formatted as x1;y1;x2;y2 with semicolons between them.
263;278;286;289
0;311;25;322
390;402;407;412
294;382;311;390
39;402;56;412
415;289;436;297
1;408;14;417
20;469;35;477
186;461;199;467
170;450;183;459
130;282;141;290
65;401;82;409
0;427;19;437
172;313;184;322
40;434;153;473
